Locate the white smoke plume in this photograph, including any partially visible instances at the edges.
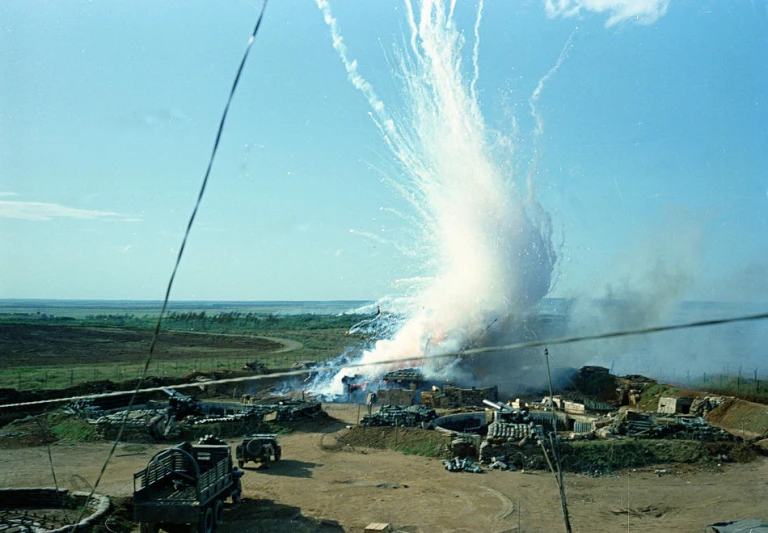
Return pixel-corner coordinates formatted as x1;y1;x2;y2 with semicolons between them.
544;0;670;27
313;1;559;394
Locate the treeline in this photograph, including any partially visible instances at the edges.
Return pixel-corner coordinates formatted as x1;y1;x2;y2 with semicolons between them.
165;311;265;324
163;311;365;331
0;311;368;332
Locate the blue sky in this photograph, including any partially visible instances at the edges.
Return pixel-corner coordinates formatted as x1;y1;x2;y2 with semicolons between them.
1;0;767;303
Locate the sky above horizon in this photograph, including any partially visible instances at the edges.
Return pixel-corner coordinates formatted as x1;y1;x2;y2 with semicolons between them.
1;0;767;304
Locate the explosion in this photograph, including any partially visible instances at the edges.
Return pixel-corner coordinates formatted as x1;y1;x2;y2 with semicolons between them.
312;0;558;395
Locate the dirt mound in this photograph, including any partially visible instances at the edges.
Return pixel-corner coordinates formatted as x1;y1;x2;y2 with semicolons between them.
338;425;450;457
561;439;756;473
706;397;768;440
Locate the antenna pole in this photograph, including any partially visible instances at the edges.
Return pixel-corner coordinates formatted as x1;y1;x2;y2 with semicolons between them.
544;348;572;533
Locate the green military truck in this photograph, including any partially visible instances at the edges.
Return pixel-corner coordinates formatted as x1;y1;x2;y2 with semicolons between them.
133;440;243;533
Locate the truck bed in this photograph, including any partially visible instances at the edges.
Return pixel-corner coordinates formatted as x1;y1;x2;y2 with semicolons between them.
133;443;234;524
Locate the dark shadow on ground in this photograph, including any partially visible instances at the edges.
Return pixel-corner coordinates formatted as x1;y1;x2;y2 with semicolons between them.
245;459;320;478
222;498;343;533
285;414;349;434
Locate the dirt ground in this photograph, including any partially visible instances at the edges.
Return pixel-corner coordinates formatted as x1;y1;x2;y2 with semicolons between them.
1;404;766;533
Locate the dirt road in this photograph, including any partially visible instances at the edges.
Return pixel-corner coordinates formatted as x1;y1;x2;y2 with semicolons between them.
1;404;766;533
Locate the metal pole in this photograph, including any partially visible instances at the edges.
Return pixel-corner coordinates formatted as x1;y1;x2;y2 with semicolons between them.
544;348;572;533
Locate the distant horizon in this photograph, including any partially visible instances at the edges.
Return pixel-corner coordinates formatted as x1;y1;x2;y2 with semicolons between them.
1;297;766;306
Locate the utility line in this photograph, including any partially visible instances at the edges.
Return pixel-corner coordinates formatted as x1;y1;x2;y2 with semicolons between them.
68;2;270;527
3;310;767;410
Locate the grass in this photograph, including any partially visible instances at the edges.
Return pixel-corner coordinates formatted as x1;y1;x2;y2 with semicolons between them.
3;412;100;445
559;438;756;473
339;426;451;458
0;311;366;390
46;413;100;443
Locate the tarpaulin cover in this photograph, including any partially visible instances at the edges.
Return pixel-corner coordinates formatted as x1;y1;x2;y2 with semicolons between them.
705;520;768;533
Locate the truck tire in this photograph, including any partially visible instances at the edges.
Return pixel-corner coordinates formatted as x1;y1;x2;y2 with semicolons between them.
262;454;270;469
237;459;244;469
199;506;214;533
213;499;225;527
274;446;281;461
139;522;159;533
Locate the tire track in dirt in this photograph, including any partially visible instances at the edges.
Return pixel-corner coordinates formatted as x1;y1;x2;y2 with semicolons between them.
259;336;303;353
478;484;516;522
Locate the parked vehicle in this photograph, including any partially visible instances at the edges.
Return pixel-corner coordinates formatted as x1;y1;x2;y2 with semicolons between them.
235;434;281;469
133;438;243;533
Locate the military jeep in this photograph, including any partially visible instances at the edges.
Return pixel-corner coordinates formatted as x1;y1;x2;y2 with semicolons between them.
235;434;281;469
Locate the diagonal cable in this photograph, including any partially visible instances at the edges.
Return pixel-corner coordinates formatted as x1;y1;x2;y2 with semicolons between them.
72;1;269;525
3;310;766;410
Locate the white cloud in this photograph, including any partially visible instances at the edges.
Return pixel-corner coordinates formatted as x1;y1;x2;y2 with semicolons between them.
0;200;139;222
0;191;19;198
544;0;670;27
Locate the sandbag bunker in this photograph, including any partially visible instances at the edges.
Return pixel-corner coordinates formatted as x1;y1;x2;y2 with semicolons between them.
66;388;323;442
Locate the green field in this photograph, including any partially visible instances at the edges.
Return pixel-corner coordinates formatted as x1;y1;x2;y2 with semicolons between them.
0;300;372;391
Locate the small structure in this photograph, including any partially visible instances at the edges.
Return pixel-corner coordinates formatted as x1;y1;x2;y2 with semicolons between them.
421;385;498;408
0;488;111;532
657;396;693;415
376;388;415;406
382;368;423;390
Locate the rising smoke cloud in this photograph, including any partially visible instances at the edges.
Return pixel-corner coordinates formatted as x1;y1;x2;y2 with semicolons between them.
313;1;559;394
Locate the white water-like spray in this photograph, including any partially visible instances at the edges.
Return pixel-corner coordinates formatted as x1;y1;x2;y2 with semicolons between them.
314;1;560;393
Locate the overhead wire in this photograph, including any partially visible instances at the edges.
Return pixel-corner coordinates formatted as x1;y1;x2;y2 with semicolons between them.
3;310;767;410
67;1;270;527
3;1;762;527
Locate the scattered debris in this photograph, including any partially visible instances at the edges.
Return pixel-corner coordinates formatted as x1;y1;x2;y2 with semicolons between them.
488;456;516;471
690;396;726;417
364;523;391;532
273;398;324;421
85;391;323;442
442;456;483;473
360;405;437;427
243;360;268;373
